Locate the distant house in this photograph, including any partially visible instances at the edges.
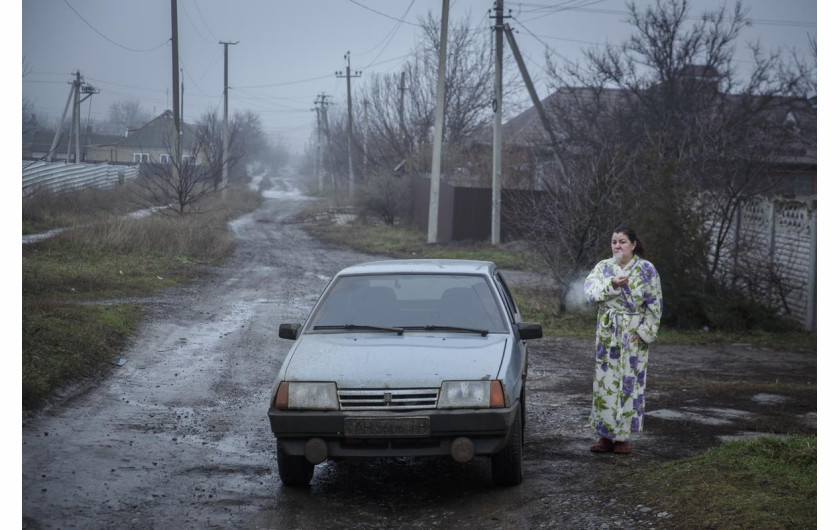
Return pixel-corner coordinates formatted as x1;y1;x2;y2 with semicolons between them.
499;79;816;199
87;110;203;165
23;110;204;166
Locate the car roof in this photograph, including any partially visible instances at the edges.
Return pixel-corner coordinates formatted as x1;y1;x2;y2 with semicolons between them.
334;259;497;277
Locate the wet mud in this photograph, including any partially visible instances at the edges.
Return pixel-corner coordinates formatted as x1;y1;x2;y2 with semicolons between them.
22;172;816;529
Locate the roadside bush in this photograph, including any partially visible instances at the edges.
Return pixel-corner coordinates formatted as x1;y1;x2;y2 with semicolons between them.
702;290;802;332
355;172;412;225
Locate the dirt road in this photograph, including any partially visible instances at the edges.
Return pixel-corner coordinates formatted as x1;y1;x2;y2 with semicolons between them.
22;173;816;529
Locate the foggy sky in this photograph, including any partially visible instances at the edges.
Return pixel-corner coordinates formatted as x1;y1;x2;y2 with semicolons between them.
21;0;817;154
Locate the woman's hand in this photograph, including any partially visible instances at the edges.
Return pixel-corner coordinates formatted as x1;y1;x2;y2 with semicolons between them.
630;333;645;344
611;275;629;289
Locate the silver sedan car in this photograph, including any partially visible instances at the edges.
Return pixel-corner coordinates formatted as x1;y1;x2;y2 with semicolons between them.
267;259;542;487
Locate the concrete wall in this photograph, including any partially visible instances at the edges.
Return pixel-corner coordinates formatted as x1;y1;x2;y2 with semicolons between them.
710;197;816;330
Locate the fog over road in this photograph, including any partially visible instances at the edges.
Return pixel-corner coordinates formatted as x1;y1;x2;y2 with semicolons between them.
22;172;816;529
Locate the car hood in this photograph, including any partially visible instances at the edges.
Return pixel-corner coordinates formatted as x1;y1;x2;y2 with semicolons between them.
283;332;508;388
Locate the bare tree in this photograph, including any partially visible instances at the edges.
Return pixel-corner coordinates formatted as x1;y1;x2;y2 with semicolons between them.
107;99;152;134
509;0;813;324
133;119;233;215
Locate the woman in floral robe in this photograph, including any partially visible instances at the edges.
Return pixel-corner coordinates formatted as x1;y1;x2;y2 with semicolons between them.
584;226;662;454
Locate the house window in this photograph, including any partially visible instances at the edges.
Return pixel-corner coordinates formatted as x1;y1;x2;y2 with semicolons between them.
160;154;171;164
181;155;196;165
133;153;150;163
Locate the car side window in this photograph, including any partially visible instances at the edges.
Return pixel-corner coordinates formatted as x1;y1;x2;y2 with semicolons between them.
494;272;519;323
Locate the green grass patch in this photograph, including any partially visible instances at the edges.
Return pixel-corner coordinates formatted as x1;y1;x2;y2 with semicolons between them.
619;435;816;529
22;301;141;408
22;184;262;408
509;285;816;352
304;221;533;270
23;244;185;299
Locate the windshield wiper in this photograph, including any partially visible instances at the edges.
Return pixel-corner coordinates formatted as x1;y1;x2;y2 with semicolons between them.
403;325;489;337
313;324;404;335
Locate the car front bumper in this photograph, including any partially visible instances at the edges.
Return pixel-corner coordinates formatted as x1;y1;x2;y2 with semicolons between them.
268;404;519;461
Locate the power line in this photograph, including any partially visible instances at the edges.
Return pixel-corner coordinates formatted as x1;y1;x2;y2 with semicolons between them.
512;2;816;28
234;74;336;90
360;0;416;68
191;0;219;41
62;0;171;52
348;0;423;27
178;0;217;45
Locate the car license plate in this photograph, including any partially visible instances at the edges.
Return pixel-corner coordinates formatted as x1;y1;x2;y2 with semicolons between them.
344;417;430;437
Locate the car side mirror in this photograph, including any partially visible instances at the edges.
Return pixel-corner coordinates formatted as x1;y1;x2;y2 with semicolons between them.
279;323;302;340
517;322;543;340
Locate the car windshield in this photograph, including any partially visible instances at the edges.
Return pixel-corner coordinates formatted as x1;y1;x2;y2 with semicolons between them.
309;274;508;333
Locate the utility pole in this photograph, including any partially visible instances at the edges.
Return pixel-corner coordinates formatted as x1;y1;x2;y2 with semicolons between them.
48;80;74;162
313;93;331;193
336;52;361;200
54;71;97;163
490;1;507;245
428;0;450;244
170;0;181;181
398;71;406;147
312;104;322;191
71;70;81;163
503;23;568;185
79;82;99;162
362;98;369;180
180;67;185;126
220;40;239;200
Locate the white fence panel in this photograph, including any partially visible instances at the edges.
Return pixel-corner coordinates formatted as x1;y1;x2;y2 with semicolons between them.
22;161;139;196
706;196;816;330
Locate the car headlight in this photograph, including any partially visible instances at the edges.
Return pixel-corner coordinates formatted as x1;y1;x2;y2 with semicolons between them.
438;380;506;409
274;382;339;410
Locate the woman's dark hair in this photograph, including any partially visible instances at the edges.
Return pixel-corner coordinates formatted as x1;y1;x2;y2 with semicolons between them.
613;225;645;259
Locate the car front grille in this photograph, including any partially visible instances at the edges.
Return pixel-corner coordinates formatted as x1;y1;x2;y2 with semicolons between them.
338;388;439;410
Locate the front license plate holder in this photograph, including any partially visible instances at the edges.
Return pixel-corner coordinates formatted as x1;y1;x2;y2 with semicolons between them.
344;417;430;438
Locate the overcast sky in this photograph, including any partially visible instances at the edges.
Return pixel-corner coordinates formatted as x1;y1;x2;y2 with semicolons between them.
21;0;817;155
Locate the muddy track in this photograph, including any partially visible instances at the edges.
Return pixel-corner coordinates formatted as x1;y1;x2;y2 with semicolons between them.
22;172;816;529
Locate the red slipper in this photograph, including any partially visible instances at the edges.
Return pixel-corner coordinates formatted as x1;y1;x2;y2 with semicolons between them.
590;437;614;452
613;441;632;454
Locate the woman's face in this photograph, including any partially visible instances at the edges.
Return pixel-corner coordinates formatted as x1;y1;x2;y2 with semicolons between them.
611;232;636;262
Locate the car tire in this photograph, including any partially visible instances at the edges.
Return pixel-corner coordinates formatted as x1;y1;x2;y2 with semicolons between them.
491;404;523;486
277;439;314;487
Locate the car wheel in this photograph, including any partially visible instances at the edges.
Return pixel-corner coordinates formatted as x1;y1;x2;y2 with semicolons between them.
277;439;314;487
491;404;523;486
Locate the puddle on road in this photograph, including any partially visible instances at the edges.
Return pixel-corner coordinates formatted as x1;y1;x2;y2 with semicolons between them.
646;407;755;426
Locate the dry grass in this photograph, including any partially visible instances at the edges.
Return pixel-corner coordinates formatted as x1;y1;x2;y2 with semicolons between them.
23;182;146;234
22;183;262;407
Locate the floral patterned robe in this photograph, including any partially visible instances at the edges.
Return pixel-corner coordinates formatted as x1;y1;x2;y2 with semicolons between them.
584;255;663;442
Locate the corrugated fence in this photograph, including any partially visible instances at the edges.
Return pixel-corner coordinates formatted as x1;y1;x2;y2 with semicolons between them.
22;161;140;196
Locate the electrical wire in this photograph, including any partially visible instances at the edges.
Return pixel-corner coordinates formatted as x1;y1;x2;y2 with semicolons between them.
179;58;212;98
511;2;815;28
178;0;217;45
234;74;337;90
62;0;171;53
191;0;219;41
348;0;423;28
360;0;416;69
